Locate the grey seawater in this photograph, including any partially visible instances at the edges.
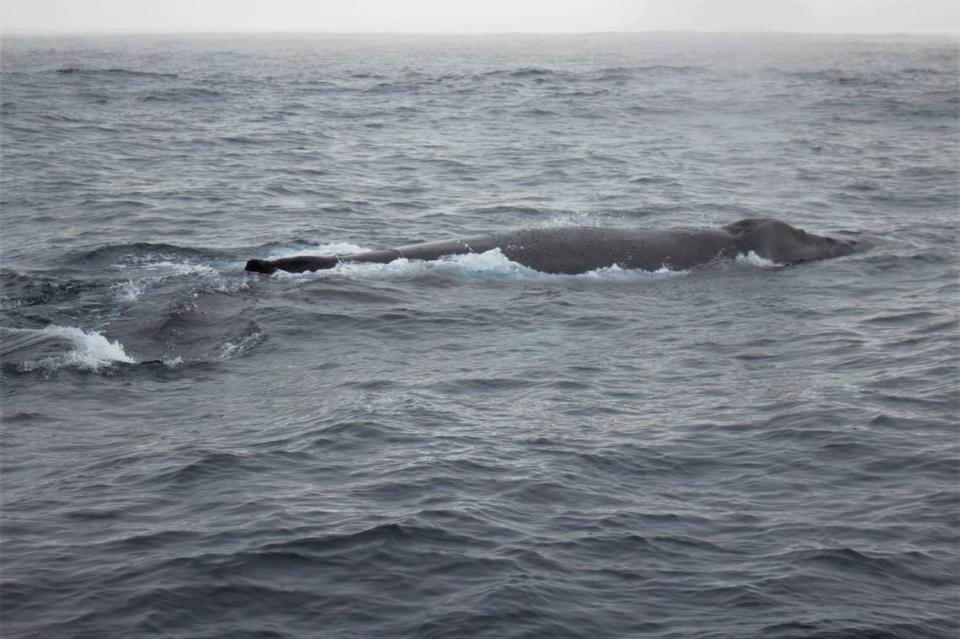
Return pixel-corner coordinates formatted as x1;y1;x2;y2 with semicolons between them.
1;33;958;638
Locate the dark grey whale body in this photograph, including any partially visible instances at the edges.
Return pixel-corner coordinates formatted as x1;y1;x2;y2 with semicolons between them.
245;218;857;275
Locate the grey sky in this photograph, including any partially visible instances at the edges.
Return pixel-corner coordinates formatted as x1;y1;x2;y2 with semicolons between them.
2;0;958;34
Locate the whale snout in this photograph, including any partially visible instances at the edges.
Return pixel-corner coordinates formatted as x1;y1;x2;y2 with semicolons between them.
834;238;858;254
818;234;858;258
245;259;277;274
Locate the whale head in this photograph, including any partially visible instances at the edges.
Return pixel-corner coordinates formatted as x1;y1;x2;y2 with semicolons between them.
723;218;857;265
245;258;279;274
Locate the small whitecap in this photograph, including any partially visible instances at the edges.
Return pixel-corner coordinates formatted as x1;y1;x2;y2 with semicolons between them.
217;326;266;360
0;297;23;311
115;254;221;277
151;261;220;277
113;278;148;302
207;277;250;293
736;251;781;267
119;253;178;268
546;211;605;227
580;263;686;279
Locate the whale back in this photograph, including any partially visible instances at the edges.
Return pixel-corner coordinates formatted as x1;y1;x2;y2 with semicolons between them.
498;227;735;273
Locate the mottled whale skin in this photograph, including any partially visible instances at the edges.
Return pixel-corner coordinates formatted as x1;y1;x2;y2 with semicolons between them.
245;218;857;275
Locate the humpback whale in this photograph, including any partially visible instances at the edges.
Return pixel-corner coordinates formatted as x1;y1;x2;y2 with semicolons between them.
245;218;857;275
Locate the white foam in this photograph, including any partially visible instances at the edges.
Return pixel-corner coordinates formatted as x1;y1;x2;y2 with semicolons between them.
143;261;220;277
0;297;23;311
580;263;683;279
736;251;781;268
29;326;135;371
118;254;216;275
208;276;249;293
545;211;605;227
274;248;688;282
113;279;148;302
268;242;368;260
218;326;266;360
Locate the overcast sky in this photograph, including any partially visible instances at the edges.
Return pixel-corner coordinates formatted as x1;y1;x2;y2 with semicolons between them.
2;0;958;35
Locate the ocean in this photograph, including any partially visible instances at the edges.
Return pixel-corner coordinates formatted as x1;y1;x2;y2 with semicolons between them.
1;33;957;638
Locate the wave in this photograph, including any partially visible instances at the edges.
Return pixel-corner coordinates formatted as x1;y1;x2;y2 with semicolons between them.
0;270;106;310
778;547;954;588
74;242;228;264
62;243;249;302
345;64;711;94
481;67;555;79
782;68;897;88
259;521;488;556
595;64;707;78
478;65;706;82
215;321;266;360
54;67;178;79
139;88;223;102
0;325;134;372
462;205;549;218
356;63;706;85
0;316;264;374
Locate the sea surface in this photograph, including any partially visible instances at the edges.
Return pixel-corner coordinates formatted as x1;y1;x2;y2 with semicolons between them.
1;33;958;638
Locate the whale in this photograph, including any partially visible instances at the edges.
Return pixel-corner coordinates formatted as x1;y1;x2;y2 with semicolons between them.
245;218;857;275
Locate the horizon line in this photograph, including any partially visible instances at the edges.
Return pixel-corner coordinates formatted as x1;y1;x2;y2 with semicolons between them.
3;28;959;37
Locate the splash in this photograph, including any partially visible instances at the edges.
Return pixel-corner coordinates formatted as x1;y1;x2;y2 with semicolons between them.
57;327;134;370
2;326;135;372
